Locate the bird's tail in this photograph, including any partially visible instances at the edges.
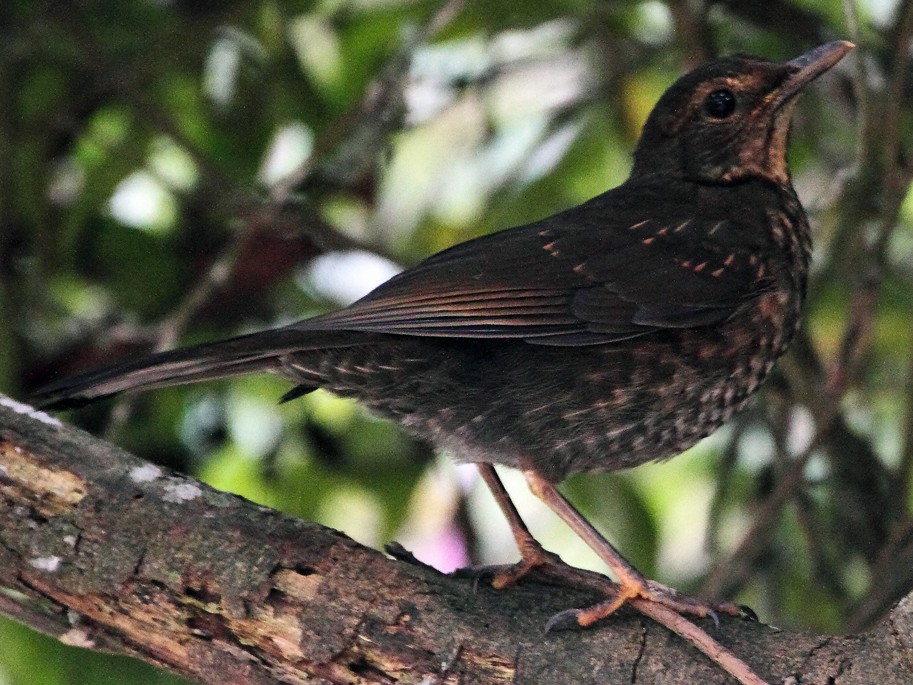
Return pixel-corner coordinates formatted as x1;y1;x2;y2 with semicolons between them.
33;326;362;410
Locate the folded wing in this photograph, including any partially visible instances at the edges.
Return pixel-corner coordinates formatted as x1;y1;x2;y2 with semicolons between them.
307;206;769;346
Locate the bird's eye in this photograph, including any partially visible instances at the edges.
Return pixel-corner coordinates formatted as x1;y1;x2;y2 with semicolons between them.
703;89;737;119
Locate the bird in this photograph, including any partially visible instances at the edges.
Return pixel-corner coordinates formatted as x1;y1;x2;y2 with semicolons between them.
35;41;854;627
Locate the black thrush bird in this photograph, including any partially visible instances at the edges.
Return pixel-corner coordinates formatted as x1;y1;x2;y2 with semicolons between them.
36;41;854;627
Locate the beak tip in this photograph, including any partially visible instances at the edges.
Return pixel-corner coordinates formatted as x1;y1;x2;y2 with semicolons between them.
787;41;855;72
832;39;856;57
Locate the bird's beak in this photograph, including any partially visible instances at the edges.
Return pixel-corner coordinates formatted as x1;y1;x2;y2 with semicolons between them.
772;41;854;107
746;41;854;184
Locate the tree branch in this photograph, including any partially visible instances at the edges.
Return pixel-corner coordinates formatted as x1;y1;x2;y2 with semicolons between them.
1;394;911;684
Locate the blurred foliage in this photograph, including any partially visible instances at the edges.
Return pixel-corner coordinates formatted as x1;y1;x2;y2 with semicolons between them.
2;0;913;682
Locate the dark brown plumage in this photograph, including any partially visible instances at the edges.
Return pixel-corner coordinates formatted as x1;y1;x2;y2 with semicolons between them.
35;42;853;624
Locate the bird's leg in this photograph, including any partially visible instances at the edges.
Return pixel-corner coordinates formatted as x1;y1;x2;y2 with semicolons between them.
476;464;742;622
524;470;769;685
524;469;743;625
475;465;766;685
475;463;562;587
475;464;623;594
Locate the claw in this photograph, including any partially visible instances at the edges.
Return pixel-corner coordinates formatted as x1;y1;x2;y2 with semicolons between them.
452;564;501;593
544;607;586;633
707;609;720;630
739;604;759;622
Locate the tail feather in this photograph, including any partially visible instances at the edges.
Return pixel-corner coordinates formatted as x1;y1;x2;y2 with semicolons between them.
33;326;366;409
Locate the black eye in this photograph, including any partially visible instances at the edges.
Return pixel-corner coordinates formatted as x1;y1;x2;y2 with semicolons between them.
703;89;736;119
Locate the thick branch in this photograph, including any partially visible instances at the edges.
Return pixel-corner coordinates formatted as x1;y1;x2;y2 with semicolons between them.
1;395;911;684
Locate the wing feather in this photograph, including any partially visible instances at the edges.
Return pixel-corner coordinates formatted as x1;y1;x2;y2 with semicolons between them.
303;184;771;346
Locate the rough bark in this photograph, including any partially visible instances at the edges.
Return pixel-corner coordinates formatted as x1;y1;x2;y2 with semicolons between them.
1;394;911;685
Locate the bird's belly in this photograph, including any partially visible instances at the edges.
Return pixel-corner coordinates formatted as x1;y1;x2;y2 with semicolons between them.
404;336;782;481
289;295;798;482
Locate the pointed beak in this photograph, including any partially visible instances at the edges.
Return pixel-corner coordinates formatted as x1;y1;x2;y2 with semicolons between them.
773;41;854;106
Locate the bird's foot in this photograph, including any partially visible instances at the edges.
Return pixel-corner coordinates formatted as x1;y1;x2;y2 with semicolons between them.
460;533;747;627
464;539;570;590
466;553;748;630
544;575;746;630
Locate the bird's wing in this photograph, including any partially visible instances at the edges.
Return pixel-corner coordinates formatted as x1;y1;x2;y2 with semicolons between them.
307;205;771;347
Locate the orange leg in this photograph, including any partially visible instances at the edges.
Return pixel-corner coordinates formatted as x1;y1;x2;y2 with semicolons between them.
474;464;766;685
474;463;562;588
474;463;742;625
523;469;743;623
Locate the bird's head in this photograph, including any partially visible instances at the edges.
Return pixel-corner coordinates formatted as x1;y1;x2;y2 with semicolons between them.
631;41;853;186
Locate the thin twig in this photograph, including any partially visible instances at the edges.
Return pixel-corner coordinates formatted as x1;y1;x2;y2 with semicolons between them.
896;351;913;504
705;416;751;555
631;600;770;685
700;409;835;598
504;560;771;685
845;514;913;631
